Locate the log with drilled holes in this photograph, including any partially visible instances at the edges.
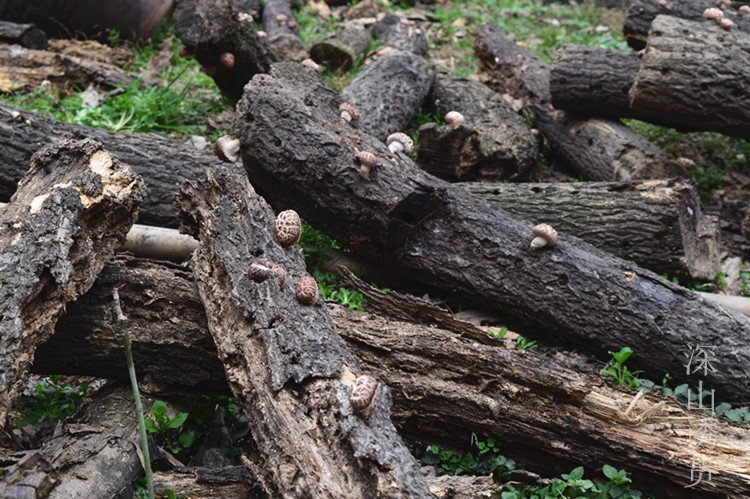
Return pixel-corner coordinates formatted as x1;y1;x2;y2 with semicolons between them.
371;13;428;56
0;138;143;429
262;0;307;61
628;15;750;140
174;165;433;498
30;258;750;499
235;61;750;403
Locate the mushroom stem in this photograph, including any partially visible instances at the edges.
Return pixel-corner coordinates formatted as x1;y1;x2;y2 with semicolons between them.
530;236;549;249
388;141;405;154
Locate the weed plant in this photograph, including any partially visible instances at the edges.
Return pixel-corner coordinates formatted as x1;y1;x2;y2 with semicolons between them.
15;375;90;426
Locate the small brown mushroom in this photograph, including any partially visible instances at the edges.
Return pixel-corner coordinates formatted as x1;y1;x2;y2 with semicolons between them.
287;20;297;30
248;259;286;285
354;151;378;180
295;276;319;305
386;132;414;155
445;110;465;125
214;135;241;163
740;5;750;16
219;52;235;68
275;13;288;24
178;46;195;59
350;374;378;419
719;17;734;29
339;102;360;123
275;209;302;246
530;223;558;250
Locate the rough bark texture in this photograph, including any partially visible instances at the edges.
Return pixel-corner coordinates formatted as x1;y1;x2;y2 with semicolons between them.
371;13;428;56
462;179;720;280
416;72;538;181
35;254;226;392
0;44;131;94
27;260;750;498
341;50;434;141
0;138;143;429
172;0;277;102
175;165;434;498
623;0;750;49
309;24;372;71
0;20;47;49
533;107;689;181
0;385;143;499
628;15;750;140
473;23;679;182
549;44;641;118
235;61;750;403
0;101;223;229
262;0;307;61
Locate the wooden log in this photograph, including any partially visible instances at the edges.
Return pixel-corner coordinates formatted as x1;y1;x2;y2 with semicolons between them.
0;101;224;229
623;0;750;49
0;44;131;94
174;165;433;498
533;107;689;181
172;0;277;102
371;13;428;56
235;61;750;403
30;261;750;498
0;20;47;49
416;72;538;181
549;44;640;119
262;0;307;61
340;50;434;141
462;179;720;280
309;24;372;71
473;23;684;181
628;15;750;141
0;138;144;429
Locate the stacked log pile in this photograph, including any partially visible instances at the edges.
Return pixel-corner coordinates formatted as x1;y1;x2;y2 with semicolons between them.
0;1;749;498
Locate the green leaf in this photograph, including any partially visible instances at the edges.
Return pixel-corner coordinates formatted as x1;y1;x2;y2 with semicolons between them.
151;400;168;420
167;411;188;429
144;419;158;433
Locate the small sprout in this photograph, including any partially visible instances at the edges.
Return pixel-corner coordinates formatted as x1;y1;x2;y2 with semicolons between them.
275;209;302;246
248;259;286;285
530;223;558;250
350;374;378;419
219;52;235;68
339;102;360;123
295;276;319;305
214;135;241;163
302;58;320;72
386;132;414;155
703;7;724;20
720;17;735;29
275;13;288;24
354;151;378;180
445;110;465;125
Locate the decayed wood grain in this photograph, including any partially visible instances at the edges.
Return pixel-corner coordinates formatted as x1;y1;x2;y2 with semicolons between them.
0;138;143;429
234;61;750;403
175;165;433;498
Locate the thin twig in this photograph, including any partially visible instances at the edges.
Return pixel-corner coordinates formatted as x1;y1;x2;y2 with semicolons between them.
114;288;154;499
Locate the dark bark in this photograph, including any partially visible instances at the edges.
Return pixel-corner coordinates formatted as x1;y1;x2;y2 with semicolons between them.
0;20;47;49
262;0;307;61
0;44;131;94
371;13;428;56
549;44;641;118
473;23;683;182
235;61;750;403
175;165;434;498
533;107;689;181
29;261;750;499
341;50;434;141
309;24;372;71
416;72;538;181
462;178;720;280
628;15;750;141
172;0;277;102
0;101;223;228
0;138;143;429
623;0;750;49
